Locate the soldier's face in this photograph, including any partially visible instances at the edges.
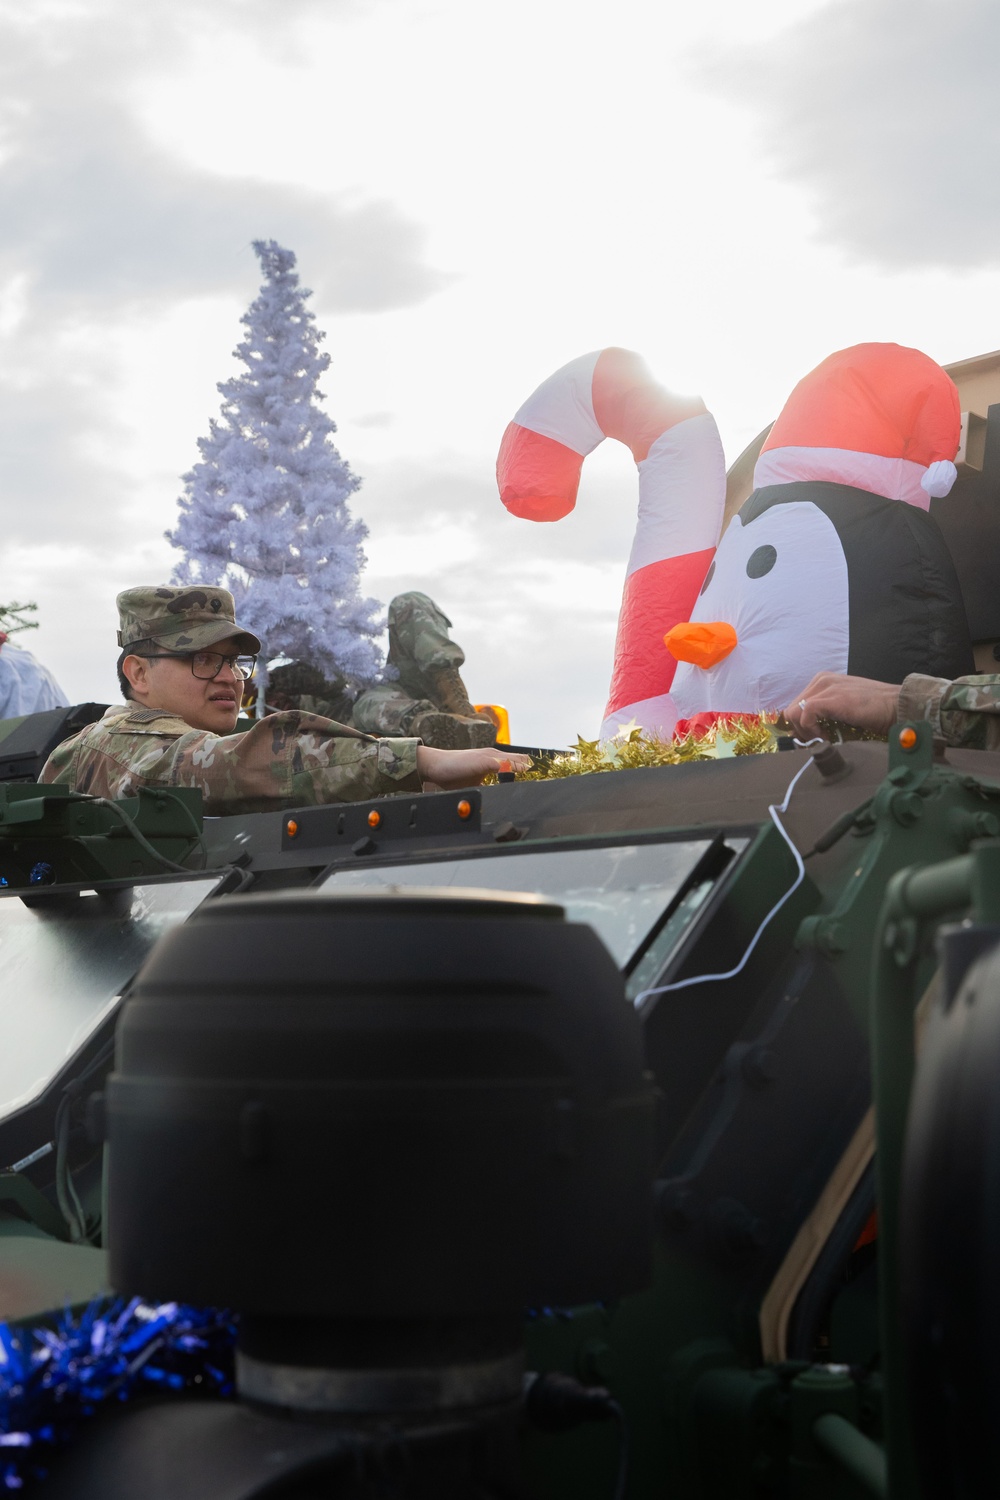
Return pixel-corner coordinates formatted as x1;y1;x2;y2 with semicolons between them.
127;635;245;733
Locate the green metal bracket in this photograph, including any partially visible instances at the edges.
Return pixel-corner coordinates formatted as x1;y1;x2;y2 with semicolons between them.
886;719;935;778
788;1365;884;1499
812;1413;887;1499
0;1172;69;1241
671;1353;885;1499
0;784;205;889
795;724;1000;1026
871;837;1000;1500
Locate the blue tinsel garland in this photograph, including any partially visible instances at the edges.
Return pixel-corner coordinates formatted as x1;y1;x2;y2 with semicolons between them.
0;1298;237;1489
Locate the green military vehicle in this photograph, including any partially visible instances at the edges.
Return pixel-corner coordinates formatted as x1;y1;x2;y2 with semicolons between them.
2;356;1000;1497
0;701;997;1500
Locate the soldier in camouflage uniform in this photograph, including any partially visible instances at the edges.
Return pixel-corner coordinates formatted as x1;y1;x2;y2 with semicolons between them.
38;586;526;815
267;592;497;750
265;659;357;727
784;670;1000;750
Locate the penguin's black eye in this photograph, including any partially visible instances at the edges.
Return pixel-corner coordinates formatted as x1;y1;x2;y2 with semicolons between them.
746;545;777;579
699;560;716;595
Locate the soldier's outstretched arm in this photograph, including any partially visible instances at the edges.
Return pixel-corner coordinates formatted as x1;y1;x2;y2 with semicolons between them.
784;670;1000;752
46;708;536;816
41;711;533;814
92;713;427;814
417;745;532;791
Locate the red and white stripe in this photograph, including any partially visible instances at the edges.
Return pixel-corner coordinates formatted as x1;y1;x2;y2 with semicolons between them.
497;348;726;739
753;446;947;511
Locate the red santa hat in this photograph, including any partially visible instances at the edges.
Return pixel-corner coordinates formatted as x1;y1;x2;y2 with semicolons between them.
753;342;962;509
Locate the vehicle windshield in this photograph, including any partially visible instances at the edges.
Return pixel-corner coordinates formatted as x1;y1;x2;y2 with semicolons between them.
0;876;221;1130
320;836;745;980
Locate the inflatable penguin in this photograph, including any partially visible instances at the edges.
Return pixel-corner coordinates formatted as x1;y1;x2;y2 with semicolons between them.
666;343;974;728
498;342;974;738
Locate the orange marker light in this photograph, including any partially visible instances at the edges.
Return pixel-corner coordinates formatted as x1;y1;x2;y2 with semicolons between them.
368;809;381;828
899;727;918;751
457;799;472;820
475;703;510;743
286;819;299;838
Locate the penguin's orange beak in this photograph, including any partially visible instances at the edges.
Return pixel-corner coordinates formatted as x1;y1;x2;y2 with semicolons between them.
664;621;738;670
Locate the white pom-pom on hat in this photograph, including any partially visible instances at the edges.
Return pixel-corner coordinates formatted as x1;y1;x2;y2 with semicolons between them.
921;459;958;499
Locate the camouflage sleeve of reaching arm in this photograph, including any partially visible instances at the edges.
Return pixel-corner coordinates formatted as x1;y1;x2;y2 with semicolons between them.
42;710;422;814
176;712;422;813
899;673;1000;751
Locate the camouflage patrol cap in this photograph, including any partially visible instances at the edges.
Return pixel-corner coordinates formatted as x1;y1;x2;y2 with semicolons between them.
116;586;262;655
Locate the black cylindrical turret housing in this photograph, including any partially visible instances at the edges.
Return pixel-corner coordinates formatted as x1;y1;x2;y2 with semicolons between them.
106;889;654;1317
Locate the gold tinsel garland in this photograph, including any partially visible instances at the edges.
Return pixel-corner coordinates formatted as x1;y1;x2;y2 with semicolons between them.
504;716;780;782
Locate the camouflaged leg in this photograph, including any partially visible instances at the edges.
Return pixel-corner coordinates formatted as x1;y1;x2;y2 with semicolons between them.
387;592;465;703
351;683;437;737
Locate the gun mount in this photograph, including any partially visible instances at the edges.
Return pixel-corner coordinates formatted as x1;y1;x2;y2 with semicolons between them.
0;783;205;889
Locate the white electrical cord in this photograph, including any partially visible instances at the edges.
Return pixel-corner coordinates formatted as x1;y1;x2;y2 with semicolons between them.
633;739;824;1007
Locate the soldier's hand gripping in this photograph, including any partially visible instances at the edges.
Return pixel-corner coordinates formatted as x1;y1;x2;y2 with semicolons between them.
416;745;532;791
784;672;902;738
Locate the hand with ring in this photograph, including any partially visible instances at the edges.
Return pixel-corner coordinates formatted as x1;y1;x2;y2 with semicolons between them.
784;674;902;737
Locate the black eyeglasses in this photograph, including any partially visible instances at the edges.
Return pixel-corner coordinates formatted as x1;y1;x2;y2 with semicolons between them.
140;651;258;681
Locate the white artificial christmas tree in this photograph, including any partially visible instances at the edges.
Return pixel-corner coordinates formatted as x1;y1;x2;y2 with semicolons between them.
167;239;383;694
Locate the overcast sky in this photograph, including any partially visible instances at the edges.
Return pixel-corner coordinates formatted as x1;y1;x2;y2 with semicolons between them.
1;0;997;744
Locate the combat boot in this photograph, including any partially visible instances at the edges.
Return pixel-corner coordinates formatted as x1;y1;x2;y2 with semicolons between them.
425;664;484;720
410;709;497;750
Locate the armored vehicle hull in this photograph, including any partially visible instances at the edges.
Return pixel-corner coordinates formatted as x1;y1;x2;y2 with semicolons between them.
0;711;996;1499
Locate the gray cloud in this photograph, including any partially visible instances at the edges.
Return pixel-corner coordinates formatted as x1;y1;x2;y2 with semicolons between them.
352;411;396;429
355;459;642;567
0;3;447;314
0;0;448;549
703;0;1000;269
0;385;129;546
0;131;445;314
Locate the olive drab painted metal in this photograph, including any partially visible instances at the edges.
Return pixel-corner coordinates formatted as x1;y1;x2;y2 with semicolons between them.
3;703;1000;1496
0;782;205;886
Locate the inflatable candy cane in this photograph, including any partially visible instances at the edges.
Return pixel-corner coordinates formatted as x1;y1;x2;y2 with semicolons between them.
497;348;726;738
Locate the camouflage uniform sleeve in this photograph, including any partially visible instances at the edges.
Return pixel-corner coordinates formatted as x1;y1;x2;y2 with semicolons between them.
37;733;80;784
41;711;422;814
164;713;422;814
899;673;1000;751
